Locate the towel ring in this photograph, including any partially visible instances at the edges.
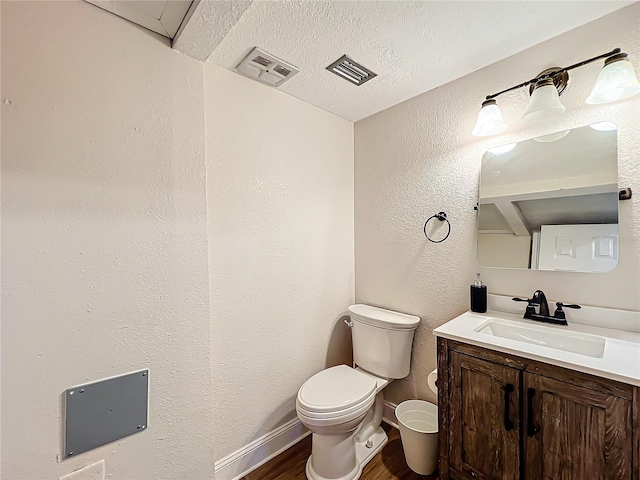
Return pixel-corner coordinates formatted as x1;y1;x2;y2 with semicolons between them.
423;212;451;243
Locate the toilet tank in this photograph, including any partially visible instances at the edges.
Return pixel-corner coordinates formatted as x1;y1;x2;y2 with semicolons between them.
347;304;420;379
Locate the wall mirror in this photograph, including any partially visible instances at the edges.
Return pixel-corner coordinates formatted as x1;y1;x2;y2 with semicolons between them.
477;122;619;272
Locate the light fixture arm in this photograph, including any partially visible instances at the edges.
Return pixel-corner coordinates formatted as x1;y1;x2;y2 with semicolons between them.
485;47;622;101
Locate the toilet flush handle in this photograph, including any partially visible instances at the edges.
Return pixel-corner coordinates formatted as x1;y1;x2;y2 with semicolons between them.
344;318;354;328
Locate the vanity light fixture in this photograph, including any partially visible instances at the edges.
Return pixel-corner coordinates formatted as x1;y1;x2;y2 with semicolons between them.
522;77;566;122
472;47;640;137
586;53;640;104
471;99;507;137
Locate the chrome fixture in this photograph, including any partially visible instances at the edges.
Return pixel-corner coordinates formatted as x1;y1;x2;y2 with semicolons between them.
512;291;581;326
473;47;640;136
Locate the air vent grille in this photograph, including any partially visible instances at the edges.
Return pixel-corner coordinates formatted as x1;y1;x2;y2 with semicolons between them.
236;48;299;88
252;55;272;67
273;65;291;77
326;55;377;86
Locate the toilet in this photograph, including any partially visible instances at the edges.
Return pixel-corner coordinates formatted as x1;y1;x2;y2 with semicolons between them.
296;304;420;480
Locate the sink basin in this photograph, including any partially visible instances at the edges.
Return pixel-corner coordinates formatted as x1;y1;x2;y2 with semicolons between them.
475;319;606;358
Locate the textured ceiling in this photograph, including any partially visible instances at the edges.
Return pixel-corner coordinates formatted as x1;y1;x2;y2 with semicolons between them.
173;0;253;61
207;1;633;121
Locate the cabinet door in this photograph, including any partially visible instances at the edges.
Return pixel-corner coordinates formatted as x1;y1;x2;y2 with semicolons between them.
524;372;632;480
450;352;521;480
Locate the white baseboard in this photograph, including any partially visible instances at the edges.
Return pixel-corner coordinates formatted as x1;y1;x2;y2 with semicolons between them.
214;418;310;480
382;400;399;430
215;402;399;480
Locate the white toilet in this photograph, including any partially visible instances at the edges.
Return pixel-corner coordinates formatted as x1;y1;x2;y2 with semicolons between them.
296;304;420;480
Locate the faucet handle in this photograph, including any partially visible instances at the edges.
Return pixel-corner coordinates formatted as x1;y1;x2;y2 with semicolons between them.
513;297;539;317
512;297;539;306
553;302;581;320
556;302;581;309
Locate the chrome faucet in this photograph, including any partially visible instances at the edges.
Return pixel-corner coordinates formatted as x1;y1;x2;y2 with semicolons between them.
512;290;580;326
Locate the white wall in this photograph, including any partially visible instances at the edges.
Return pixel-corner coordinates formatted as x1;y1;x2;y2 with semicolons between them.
1;2;214;479
204;64;354;462
354;4;640;405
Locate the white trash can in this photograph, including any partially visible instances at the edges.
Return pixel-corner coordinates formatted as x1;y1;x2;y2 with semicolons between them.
395;400;438;475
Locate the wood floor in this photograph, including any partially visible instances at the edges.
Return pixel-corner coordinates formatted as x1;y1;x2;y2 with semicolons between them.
242;424;438;480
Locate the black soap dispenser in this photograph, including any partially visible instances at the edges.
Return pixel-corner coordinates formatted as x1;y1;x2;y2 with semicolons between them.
470;273;487;313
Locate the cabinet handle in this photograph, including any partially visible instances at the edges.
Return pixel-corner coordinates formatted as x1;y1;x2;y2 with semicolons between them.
527;388;539;437
502;384;514;431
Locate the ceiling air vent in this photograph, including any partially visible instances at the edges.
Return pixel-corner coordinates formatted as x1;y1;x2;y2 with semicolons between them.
235;48;299;88
326;55;377;86
252;55;272;67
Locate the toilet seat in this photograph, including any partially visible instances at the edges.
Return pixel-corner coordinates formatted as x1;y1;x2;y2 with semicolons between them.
296;365;377;426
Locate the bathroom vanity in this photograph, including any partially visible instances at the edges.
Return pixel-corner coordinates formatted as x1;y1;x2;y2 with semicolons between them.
434;302;640;480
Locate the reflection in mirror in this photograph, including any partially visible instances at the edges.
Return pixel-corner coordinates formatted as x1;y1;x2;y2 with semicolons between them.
477;122;618;272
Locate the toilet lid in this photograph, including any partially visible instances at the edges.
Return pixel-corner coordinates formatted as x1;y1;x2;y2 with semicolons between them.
297;365;377;415
348;304;420;330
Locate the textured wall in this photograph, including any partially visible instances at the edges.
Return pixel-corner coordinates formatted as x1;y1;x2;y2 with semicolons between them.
1;2;214;479
204;64;354;461
354;4;640;406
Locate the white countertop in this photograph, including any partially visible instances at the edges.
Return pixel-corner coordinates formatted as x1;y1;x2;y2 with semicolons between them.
434;309;640;387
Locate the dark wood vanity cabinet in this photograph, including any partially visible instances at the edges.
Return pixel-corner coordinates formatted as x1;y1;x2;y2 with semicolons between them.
438;338;639;480
449;352;521;479
523;373;632;480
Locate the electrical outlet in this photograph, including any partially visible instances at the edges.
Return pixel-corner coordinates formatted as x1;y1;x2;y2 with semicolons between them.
59;460;104;480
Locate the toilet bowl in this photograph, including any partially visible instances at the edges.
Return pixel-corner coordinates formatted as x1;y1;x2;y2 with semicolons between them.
296;365;387;480
296;305;420;480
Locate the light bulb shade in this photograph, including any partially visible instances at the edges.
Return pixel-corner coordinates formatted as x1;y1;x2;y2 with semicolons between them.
586;54;640;104
472;99;507;137
523;79;566;122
